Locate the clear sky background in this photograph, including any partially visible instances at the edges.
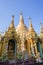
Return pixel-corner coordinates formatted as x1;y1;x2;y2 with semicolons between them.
0;0;43;34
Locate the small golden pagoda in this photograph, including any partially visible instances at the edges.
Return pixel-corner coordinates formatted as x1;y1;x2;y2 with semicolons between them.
16;13;28;59
27;18;39;58
0;13;43;61
0;16;21;60
39;22;43;57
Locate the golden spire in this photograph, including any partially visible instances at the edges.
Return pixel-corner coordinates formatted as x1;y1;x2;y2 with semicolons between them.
16;13;28;35
9;15;14;28
19;13;24;24
29;17;34;32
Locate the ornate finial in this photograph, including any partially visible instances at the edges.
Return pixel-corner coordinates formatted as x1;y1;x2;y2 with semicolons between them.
11;15;14;27
29;17;34;31
29;17;32;24
9;15;14;28
29;17;31;20
19;12;24;24
20;12;23;15
12;15;14;21
20;13;23;21
40;22;42;32
29;17;32;28
40;22;42;28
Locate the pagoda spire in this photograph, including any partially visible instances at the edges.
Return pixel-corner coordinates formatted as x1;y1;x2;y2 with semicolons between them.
16;13;28;35
9;15;14;28
29;17;34;31
19;13;24;24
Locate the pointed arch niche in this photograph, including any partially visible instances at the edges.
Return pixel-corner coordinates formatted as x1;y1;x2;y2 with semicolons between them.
24;40;29;59
8;39;16;59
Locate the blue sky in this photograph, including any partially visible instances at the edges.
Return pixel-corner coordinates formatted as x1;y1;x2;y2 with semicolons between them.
0;0;43;34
